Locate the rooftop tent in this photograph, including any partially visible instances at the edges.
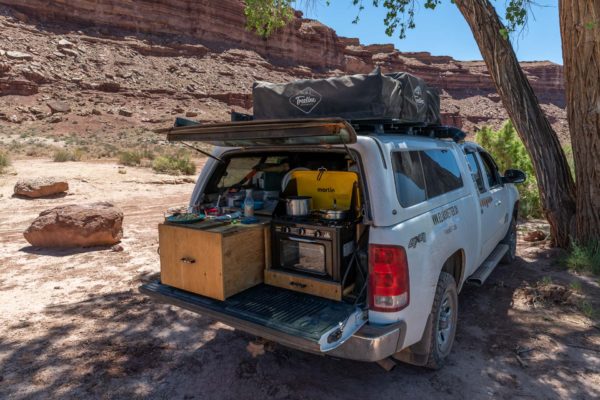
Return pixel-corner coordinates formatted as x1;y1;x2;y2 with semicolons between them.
252;68;441;125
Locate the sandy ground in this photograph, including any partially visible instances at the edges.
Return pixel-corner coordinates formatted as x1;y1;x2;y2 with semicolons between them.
0;159;599;400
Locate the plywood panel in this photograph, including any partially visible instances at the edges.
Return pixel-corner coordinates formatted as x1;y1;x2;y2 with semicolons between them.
264;270;342;301
222;227;266;298
159;224;225;299
159;223;267;301
263;227;272;270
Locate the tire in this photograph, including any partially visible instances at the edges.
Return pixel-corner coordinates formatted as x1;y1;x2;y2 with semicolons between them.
500;216;517;264
423;272;458;370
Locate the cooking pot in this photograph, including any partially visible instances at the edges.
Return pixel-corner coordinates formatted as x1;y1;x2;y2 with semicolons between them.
315;208;349;221
284;196;312;216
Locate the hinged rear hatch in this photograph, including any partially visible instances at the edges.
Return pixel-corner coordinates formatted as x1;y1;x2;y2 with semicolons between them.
156;118;357;147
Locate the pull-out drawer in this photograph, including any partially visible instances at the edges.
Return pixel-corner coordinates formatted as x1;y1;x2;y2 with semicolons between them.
159;223;267;301
264;269;342;301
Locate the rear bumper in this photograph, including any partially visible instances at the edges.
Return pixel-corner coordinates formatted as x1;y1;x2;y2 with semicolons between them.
140;282;406;362
328;320;406;362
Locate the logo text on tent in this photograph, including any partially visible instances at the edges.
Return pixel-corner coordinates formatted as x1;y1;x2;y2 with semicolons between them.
289;87;322;114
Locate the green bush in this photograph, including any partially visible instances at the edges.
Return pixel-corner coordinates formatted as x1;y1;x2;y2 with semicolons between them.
53;148;83;162
141;148;156;160
565;240;600;276
152;155;195;175
118;151;142;166
476;121;542;218
0;151;9;173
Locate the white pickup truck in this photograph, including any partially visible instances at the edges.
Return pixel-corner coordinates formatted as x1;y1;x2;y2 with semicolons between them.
141;118;525;369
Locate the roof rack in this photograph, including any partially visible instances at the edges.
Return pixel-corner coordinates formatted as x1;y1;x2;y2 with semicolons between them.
230;113;465;143
348;119;466;142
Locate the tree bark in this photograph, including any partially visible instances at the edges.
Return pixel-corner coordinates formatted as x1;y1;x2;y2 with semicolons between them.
454;0;577;247
559;0;600;244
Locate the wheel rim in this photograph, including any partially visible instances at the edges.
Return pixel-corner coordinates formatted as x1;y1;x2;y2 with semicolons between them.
436;290;457;355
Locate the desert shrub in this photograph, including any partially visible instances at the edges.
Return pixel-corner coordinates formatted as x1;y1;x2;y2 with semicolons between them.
118;151;142;166
565;240;600;276
101;143;119;158
53;148;83;162
0;151;9;173
53;149;70;162
141;148;156;160
476;121;541;218
152;155;195;175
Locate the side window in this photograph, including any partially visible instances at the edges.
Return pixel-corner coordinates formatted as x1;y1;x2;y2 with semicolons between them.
479;152;501;188
392;148;464;207
420;149;463;198
465;152;485;193
392;151;427;207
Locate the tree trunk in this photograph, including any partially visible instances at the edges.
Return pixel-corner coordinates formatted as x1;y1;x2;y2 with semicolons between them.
454;0;577;247
559;1;600;244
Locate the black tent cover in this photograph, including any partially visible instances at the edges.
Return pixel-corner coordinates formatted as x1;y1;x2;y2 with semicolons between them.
252;68;441;125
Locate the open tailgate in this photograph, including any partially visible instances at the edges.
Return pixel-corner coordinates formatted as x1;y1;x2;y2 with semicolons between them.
141;282;366;352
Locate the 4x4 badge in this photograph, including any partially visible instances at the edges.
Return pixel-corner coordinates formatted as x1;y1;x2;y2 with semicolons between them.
289;87;322;114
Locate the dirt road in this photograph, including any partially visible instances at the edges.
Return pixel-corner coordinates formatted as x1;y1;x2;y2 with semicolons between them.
1;160;598;400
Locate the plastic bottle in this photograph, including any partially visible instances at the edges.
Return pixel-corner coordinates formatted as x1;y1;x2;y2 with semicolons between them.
244;189;255;217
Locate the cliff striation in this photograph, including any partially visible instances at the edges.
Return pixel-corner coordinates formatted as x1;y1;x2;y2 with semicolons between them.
0;0;567;139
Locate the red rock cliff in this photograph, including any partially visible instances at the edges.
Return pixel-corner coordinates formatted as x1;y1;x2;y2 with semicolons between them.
0;0;346;69
0;0;566;136
1;0;564;105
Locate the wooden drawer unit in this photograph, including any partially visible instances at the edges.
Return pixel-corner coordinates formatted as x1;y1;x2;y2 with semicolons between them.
159;222;267;301
264;269;342;301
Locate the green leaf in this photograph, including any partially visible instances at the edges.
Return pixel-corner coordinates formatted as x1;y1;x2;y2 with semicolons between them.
244;0;294;38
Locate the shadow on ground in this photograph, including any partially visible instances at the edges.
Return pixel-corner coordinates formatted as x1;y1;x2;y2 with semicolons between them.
19;245;114;257
1;250;598;400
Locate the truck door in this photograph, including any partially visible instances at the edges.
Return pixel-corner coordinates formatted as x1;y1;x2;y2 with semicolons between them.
477;151;509;257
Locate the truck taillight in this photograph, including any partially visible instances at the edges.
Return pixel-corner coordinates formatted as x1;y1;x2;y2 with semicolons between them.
368;244;409;312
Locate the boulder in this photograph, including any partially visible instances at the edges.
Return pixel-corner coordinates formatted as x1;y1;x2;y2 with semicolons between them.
47;100;71;114
61;48;79;57
23;202;123;247
118;108;133;117
14;177;68;198
6;51;33;60
57;39;74;48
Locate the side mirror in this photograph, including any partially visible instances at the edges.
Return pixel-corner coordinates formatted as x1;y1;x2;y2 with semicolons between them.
502;169;526;184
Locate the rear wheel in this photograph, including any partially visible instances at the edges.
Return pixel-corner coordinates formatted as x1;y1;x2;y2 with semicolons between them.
424;272;458;370
501;217;517;264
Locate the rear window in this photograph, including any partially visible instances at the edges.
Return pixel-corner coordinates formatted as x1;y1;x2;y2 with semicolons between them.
392;149;463;207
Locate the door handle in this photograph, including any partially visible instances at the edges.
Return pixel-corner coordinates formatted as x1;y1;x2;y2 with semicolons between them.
180;257;196;264
288;237;317;244
495;200;502;207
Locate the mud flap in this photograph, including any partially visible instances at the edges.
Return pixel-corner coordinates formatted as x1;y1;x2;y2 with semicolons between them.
392;313;433;366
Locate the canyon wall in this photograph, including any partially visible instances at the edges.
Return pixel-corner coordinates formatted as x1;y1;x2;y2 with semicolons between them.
1;0;564;106
0;0;346;69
